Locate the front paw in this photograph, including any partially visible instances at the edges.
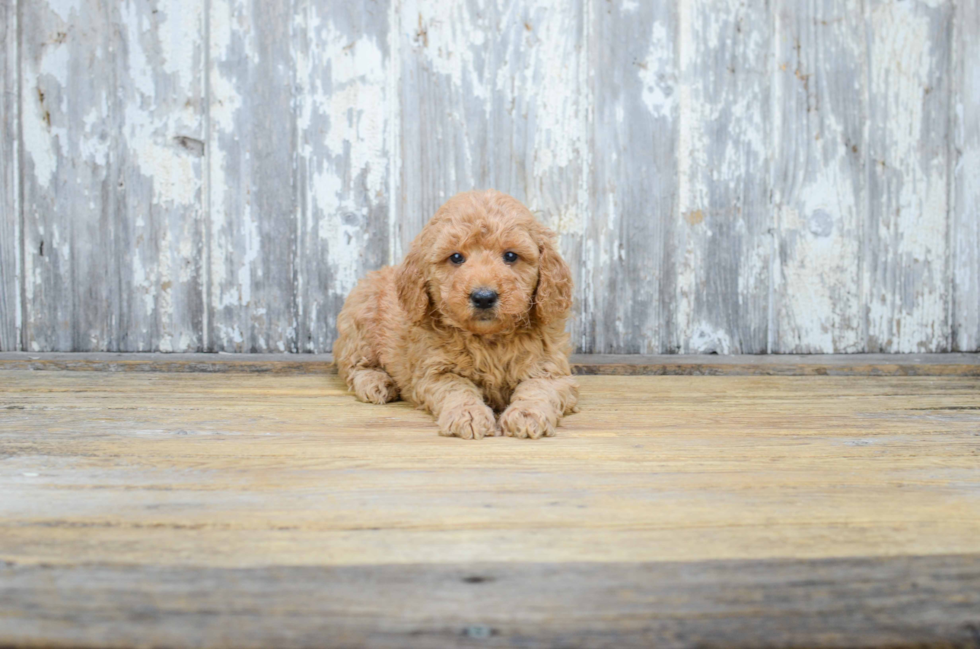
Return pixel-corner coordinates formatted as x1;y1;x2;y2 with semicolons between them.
438;402;497;440
498;402;558;440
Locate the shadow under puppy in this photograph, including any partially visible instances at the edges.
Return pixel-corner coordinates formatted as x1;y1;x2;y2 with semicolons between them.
334;189;579;440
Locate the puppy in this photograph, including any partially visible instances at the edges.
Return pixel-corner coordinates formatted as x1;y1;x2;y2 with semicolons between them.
333;189;578;440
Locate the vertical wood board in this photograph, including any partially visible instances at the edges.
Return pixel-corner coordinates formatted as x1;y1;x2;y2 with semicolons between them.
865;0;952;353
952;0;980;352
21;0;113;351
208;0;297;352
770;0;867;353
113;0;207;352
0;0;19;351
20;0;206;352
293;0;391;353
667;0;772;354
586;0;675;353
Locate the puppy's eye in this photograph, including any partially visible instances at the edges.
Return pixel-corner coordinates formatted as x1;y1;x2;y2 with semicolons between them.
503;251;519;264
449;252;465;265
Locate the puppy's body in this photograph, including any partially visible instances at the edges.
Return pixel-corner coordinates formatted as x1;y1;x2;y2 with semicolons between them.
334;190;578;439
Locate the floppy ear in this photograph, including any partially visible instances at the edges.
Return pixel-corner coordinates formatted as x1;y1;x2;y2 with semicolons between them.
533;227;573;324
396;245;430;323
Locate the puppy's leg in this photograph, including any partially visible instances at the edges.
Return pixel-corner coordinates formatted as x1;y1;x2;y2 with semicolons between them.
499;377;578;439
337;337;400;404
414;374;496;440
348;368;400;405
334;291;399;405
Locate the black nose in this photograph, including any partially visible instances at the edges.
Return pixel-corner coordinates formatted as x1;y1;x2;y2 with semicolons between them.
470;288;498;310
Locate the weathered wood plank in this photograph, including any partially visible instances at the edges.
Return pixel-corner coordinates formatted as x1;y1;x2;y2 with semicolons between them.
2;370;980;646
865;0;953;352
668;0;772;354
293;0;391;353
398;0;589;344
0;0;19;351
770;0;866;353
2;352;978;375
3;556;979;649
952;0;980;352
21;0;114;351
2;371;979;569
112;0;207;352
208;0;297;352
8;0;975;356
0;352;339;373
20;0;206;352
568;352;980;376
585;0;675;354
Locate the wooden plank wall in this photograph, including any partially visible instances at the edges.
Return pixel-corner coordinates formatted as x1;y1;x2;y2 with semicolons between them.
953;0;980;353
18;0;206;352
0;0;18;351
4;0;977;354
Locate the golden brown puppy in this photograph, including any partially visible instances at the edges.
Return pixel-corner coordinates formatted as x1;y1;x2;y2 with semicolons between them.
333;189;578;440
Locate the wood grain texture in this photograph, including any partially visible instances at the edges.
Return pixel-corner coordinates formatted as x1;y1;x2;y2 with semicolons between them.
2;372;979;567
20;0;206;353
3;556;980;648
293;0;392;353
112;0;207;353
952;0;980;352
770;0;866;353
668;0;772;354
567;352;980;376
20;0;113;351
208;0;297;352
584;1;673;354
1;370;979;646
2;351;979;375
0;0;18;351
8;0;978;355
865;0;953;353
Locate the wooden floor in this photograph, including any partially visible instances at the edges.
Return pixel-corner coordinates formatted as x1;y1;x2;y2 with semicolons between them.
2;364;980;647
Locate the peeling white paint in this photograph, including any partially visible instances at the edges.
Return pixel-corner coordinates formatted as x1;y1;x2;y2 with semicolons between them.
236;210;259;308
23;34;71;189
4;0;22;347
688;322;732;354
294;4;391;345
209;0;256;323
387;0;403;266
312;171;363;296
407;0;490;101
124;105;199;206
866;0;949;352
674;0;774;353
524;3;583;178
22;98;60;190
318;26;386;200
11;0;971;354
638;22;674;119
46;0;83;22
775;165;863;353
208;0;247;135
157;0;202;83
119;2;155;99
674;0;711;350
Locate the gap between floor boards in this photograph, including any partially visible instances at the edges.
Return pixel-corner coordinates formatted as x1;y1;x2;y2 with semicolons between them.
0;352;977;376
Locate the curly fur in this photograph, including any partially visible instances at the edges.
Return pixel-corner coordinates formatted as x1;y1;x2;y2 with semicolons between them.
333;189;579;440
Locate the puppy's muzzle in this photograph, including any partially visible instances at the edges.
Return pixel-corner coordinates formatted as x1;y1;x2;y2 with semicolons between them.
470;288;498;310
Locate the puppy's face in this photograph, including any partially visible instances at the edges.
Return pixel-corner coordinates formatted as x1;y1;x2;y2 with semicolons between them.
427;217;541;335
397;190;572;335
